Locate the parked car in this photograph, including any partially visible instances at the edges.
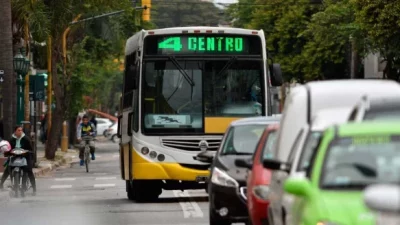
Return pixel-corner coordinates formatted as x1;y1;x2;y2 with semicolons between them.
235;123;279;225
263;107;352;225
266;80;400;225
105;122;119;143
283;121;400;225
206;116;280;225
95;118;114;136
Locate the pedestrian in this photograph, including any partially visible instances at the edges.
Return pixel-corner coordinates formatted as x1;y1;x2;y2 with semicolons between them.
40;114;48;144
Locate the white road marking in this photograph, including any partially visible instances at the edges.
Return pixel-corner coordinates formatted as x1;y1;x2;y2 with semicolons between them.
95;177;116;180
112;154;119;158
94;173;107;175
55;178;76;181
94;183;116;188
71;156;76;158
173;190;204;218
50;185;72;189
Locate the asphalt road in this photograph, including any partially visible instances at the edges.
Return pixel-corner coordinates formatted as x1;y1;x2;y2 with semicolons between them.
0;141;246;225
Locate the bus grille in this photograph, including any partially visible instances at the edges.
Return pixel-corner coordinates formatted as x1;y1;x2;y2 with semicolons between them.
161;138;221;151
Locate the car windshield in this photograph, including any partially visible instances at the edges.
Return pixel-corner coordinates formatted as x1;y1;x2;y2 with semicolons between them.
142;59;264;133
364;109;400;121
221;124;265;155
260;130;277;160
297;131;322;171
320;135;400;190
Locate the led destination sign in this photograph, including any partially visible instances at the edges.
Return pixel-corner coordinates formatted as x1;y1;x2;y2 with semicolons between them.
144;35;262;55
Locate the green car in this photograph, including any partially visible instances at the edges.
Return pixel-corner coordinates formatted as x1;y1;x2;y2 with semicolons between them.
283;122;400;225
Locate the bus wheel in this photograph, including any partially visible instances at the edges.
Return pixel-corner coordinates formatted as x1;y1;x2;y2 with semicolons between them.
127;180;162;202
126;181;136;201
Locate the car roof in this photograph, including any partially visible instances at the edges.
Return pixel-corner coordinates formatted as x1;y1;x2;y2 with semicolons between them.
230;115;281;127
333;122;400;136
311;107;353;131
305;80;400;115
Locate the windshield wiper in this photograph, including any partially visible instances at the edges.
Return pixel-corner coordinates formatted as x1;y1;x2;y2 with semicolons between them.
216;56;237;79
168;56;195;87
321;183;369;190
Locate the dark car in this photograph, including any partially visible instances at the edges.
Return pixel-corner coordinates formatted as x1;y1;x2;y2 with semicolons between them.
205;116;280;225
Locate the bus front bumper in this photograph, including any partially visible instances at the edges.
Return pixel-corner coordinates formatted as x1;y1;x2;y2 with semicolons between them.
131;150;210;181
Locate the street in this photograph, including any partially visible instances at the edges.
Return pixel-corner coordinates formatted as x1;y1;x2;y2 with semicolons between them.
0;141;218;225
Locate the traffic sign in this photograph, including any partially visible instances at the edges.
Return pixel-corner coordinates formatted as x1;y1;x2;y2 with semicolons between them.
29;75;45;101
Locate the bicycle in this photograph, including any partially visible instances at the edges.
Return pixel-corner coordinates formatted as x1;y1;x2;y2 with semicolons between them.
81;136;94;173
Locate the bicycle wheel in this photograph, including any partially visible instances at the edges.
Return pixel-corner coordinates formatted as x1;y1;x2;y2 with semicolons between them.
84;148;90;173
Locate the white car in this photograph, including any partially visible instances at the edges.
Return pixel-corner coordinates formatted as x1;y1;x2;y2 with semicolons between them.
105;123;119;143
95;118;114;136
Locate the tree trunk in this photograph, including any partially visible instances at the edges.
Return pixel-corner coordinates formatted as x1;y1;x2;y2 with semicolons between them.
45;44;67;159
0;0;15;140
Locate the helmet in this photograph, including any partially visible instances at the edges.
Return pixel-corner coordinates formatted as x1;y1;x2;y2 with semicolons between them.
0;140;11;154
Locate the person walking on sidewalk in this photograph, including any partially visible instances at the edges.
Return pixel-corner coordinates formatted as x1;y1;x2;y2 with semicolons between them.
77;115;97;166
0;126;36;194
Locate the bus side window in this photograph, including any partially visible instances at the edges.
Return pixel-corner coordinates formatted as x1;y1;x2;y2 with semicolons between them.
123;52;137;109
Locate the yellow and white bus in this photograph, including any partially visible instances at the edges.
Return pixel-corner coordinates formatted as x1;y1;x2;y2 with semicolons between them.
118;26;282;201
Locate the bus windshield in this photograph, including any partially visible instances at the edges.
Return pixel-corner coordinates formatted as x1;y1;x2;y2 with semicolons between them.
142;59;264;133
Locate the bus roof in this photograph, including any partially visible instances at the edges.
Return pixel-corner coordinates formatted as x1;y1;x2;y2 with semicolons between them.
125;27;265;55
145;26;262;35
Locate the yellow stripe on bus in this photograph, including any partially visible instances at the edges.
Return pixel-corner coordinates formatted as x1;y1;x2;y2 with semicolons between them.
204;117;241;134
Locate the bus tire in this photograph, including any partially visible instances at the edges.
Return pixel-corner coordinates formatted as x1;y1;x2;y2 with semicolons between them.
128;180;162;202
126;180;136;201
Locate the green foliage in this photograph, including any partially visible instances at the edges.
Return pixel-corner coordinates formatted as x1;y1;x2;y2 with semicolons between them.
300;0;363;80
354;0;400;80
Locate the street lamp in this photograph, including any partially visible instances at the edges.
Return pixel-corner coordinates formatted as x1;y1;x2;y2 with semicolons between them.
13;48;30;125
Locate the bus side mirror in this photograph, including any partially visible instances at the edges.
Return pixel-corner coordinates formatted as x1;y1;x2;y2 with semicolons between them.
269;63;283;86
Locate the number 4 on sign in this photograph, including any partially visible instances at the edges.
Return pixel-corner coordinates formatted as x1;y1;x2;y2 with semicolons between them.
158;37;182;51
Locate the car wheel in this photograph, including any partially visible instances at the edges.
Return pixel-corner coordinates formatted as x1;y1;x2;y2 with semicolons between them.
103;130;107;137
111;134;120;143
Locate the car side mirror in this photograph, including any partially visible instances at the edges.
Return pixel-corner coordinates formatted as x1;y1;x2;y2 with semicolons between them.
235;158;253;169
263;158;291;172
364;184;400;213
269;63;283;86
193;151;215;163
284;177;313;198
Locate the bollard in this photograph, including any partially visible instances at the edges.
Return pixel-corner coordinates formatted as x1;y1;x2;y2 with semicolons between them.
61;121;68;152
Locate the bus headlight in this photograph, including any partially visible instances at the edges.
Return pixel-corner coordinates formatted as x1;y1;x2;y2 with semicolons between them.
157;154;165;161
141;147;149;155
149;151;157;158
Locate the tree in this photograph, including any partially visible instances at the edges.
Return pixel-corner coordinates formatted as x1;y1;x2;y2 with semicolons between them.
354;0;400;80
0;0;14;140
39;0;132;159
152;0;223;28
300;0;364;80
245;0;320;82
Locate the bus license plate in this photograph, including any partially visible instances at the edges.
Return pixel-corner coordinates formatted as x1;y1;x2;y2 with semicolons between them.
196;176;208;182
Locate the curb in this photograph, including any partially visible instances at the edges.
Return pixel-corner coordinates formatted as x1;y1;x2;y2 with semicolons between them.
33;149;78;177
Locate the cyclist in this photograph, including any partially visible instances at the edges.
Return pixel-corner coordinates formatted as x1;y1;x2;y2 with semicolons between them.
0;126;36;194
77;115;97;166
